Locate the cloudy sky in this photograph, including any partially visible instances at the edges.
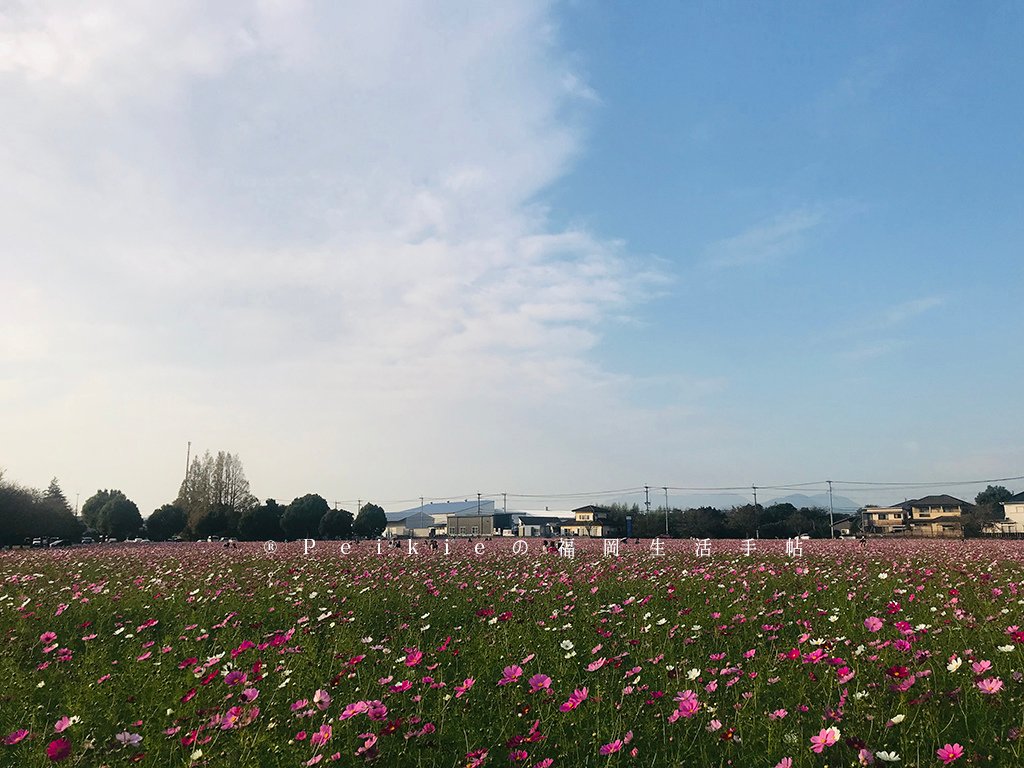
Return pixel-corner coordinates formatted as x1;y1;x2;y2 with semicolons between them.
2;1;1022;516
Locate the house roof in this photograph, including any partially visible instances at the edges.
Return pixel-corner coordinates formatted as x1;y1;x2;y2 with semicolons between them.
1003;491;1024;504
906;494;971;508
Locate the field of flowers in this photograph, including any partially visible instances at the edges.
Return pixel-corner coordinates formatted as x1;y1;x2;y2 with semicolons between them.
2;538;1023;767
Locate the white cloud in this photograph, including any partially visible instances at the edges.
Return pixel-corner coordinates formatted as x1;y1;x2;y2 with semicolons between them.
704;208;823;268
0;1;668;511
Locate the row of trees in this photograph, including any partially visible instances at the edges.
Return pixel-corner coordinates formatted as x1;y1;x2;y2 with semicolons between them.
0;473;87;546
0;452;390;545
606;502;839;540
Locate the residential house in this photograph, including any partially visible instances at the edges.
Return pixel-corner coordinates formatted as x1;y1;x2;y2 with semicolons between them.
990;491;1024;534
905;495;969;538
560;505;619;538
861;505;909;534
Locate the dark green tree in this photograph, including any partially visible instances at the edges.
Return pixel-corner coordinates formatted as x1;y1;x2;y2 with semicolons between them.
146;504;188;541
0;473;38;546
724;504;763;538
239;499;285;541
319;508;354;539
975;486;1012;522
81;489;116;531
353;502;387;538
280;494;330;539
93;492;143;540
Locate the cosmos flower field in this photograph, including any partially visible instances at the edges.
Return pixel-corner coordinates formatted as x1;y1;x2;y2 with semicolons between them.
2;539;1023;767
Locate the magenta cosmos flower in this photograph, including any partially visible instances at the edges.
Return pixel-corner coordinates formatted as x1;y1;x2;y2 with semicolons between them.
937;743;964;763
46;738;71;762
5;730;29;745
498;665;523;686
528;674;551;693
559;687;589;712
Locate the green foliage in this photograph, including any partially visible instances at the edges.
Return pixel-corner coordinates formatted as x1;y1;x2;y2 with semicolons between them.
319;507;354;539
353;502;387;538
238;499;284;541
146;504;188;541
81;489;115;531
280;494;330;540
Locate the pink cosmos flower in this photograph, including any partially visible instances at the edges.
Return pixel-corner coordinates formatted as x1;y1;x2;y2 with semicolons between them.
599;739;622;755
4;729;29;745
405;648;424;667
224;670;246;686
937;743;964;764
559;687;589;712
587;658;606;672
310;724;332;746
455;678;475;698
768;709;788;720
240;688;259;703
499;665;523;685
972;660;992;675
774;759;793;768
810;726;840;753
46;738;71;762
40;632;57;645
528;674;552;693
976;676;1003;694
53;718;72;734
313;689;331;711
864;616;883;632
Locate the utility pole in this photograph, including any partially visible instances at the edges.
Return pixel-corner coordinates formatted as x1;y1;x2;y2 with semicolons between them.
752;485;758;508
828;480;835;539
663;487;669;535
477;492;481;514
644;485;651;515
502;492;507;515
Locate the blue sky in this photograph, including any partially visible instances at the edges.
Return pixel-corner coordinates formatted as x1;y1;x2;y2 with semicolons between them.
0;1;1020;515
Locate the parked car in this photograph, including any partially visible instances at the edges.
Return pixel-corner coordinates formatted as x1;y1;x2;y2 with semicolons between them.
81;537;94;545
48;540;66;548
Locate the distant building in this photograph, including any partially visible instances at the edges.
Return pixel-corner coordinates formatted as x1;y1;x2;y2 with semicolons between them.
988;491;1024;534
831;515;856;536
515;514;569;537
447;502;514;537
560;505;620;538
906;495;969;537
863;495;969;537
386;500;496;538
862;505;909;533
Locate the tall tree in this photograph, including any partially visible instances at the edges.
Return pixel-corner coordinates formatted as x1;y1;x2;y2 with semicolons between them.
319;508;354;539
81;489;116;531
239;499;284;541
82;489;142;540
280;494;330;540
976;485;1012;521
176;450;257;538
146;504;188;541
353;502;387;538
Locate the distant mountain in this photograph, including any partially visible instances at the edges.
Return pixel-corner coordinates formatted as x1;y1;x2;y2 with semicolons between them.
673;493;756;510
765;493;861;515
